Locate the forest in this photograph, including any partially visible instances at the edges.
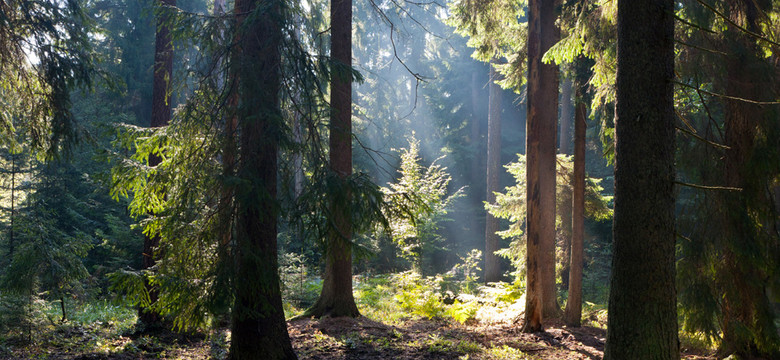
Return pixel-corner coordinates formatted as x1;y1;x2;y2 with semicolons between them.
0;0;778;359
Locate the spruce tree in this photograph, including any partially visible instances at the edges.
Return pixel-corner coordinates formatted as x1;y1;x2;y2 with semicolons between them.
228;0;297;358
307;0;361;318
603;0;678;358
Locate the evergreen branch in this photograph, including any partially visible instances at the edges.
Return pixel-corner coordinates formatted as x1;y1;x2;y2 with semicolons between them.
674;39;726;56
695;0;780;48
674;125;729;150
676;232;694;243
674;80;780;105
693;78;725;142
673;110;729;150
674;180;741;191
674;15;717;34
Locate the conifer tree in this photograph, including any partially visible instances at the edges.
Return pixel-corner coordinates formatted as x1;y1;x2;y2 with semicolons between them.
306;0;361;318
603;0;678;358
228;0;297;358
564;62;588;327
484;59;503;283
139;0;175;327
524;0;560;332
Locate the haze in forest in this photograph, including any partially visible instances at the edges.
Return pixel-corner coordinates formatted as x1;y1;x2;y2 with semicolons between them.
0;1;777;360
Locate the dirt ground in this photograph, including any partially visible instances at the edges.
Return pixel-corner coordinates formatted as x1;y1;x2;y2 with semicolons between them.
1;317;717;359
288;316;717;360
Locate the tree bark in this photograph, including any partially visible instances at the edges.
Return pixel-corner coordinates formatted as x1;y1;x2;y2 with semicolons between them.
538;0;560;321
564;88;586;327
307;0;360;318
523;0;559;332
139;0;175;327
471;72;481;188
484;60;502;283
559;76;573;155
558;76;574;292
603;0;678;359
228;0;297;358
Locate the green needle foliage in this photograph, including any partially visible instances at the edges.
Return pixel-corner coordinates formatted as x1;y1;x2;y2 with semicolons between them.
487;154;611;277
381;135;465;275
0;0;96;155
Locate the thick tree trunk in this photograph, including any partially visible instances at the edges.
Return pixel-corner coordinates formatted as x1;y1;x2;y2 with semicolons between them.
484;61;502;283
229;0;297;358
523;0;558;332
538;0;560;321
139;0;175;327
603;0;678;359
564;91;586;327
307;0;360;318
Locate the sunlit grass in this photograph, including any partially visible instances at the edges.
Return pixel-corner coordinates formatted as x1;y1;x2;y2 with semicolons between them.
477;344;541;359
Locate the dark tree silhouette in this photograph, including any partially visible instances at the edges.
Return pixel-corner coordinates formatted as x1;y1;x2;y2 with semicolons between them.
228;0;297;358
603;0;679;358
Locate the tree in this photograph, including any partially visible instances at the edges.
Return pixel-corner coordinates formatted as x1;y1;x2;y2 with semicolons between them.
139;0;176;327
523;0;559;332
228;0;297;358
557;75;573;291
306;0;361;319
487;153;611;295
484;60;503;283
0;0;95;153
603;0;678;358
564;67;587;327
382;136;464;275
559;77;573;155
673;2;780;357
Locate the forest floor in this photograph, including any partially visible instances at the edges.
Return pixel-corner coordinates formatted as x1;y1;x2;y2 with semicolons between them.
0;275;718;359
0;315;717;359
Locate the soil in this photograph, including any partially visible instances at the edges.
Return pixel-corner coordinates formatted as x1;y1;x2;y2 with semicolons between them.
288;316;716;360
1;317;717;359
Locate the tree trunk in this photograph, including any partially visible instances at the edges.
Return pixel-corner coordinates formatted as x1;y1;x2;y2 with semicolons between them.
484;60;502;283
139;0;175;327
8;152;15;258
538;0;560;321
558;76;574;292
471;72;481;187
603;0;678;359
559;76;573;155
564;88;586;327
307;0;360;318
229;0;297;358
523;0;558;332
